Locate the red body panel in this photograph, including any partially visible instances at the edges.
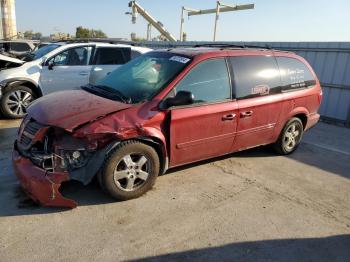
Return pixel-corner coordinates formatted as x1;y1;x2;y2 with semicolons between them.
13;149;77;208
234;93;283;151
169;101;238;166
27;90;132;131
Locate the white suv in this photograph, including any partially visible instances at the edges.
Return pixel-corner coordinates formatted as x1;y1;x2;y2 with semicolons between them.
0;42;151;118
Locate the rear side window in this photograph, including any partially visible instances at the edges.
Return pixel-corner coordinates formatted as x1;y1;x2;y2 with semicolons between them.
94;48;131;65
276;57;316;91
175;58;231;103
229;56;281;99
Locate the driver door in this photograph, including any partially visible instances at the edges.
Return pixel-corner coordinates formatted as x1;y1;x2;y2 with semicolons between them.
169;58;238;167
39;46;92;95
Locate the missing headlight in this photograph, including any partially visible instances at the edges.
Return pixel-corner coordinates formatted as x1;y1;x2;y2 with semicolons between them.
60;149;90;170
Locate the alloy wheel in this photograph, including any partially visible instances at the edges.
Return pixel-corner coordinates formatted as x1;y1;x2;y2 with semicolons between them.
283;122;301;151
113;154;150;192
5;90;33;116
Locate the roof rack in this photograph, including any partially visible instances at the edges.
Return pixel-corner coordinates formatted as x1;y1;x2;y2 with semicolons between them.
52;38;135;45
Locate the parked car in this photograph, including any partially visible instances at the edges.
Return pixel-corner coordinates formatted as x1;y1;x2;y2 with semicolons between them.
0;42;151;118
0;42;61;71
13;46;322;208
0;40;37;57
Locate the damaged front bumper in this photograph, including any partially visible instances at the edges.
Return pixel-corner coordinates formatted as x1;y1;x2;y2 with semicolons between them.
13;146;77;208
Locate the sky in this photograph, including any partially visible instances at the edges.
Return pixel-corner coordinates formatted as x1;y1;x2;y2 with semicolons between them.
15;0;350;42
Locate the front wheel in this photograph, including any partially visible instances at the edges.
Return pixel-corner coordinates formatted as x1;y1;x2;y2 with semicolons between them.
0;86;35;118
273;117;304;155
100;140;160;201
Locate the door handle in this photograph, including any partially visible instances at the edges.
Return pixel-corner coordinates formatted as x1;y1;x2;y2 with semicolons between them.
79;71;89;76
222;113;236;121
240;111;253;118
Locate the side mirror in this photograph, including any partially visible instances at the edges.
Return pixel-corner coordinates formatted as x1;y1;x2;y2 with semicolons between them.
163;90;194;109
48;61;54;70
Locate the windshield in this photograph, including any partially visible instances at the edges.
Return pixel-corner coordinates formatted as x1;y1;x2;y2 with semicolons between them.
32;44;60;60
97;52;191;103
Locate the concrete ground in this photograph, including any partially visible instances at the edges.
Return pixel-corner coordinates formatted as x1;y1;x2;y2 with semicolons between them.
0;119;349;262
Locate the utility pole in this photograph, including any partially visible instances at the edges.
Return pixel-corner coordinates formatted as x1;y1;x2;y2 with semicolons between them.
180;6;199;41
0;0;17;40
213;1;220;41
147;23;151;40
180;1;254;41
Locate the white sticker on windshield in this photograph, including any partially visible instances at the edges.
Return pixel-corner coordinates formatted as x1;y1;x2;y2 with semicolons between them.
169;56;190;64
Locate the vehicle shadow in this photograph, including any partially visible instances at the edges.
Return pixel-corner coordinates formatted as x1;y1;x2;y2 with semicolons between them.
168;141;350;181
131;234;350;262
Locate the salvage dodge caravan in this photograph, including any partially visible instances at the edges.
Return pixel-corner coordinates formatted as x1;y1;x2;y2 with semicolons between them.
13;46;322;208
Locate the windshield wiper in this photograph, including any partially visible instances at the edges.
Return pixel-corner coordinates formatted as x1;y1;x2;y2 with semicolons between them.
82;84;132;104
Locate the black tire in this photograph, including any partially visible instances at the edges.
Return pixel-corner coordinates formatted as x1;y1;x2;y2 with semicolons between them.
0;85;35;119
100;140;160;201
273;117;304;155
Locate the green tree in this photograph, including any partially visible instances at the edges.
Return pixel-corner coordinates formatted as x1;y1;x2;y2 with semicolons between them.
23;30;42;40
23;30;33;39
32;32;42;40
76;26;107;38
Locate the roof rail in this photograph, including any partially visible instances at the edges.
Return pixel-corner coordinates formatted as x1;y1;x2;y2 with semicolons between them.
194;43;245;48
193;43;272;50
192;43;295;54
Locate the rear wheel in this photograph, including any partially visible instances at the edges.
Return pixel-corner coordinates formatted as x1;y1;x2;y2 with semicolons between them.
100;140;160;201
0;86;35;118
273;117;304;155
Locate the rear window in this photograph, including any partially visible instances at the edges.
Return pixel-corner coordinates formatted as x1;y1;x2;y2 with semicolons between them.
94;48;131;65
229;56;281;99
276;57;316;91
10;42;31;52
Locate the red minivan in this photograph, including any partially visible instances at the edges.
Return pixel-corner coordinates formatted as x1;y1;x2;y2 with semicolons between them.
13;46;322;208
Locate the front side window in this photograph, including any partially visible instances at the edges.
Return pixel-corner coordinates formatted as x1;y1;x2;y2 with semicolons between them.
174;58;231;103
50;46;92;66
97;52;191;103
230;56;281;99
276;57;316;91
94;47;131;65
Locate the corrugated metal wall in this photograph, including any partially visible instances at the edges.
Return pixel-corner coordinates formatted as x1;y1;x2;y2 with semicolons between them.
135;41;350;126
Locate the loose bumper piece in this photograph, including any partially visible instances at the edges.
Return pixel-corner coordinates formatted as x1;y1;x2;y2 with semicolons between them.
13;148;77;208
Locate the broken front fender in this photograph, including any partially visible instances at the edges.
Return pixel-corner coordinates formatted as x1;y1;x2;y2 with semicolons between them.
13;148;77;208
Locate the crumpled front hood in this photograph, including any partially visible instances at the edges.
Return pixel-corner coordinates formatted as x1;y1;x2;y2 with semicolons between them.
27;90;132;131
0;53;25;64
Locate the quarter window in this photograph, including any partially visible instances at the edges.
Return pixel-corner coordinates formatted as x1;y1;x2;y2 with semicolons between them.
175;58;231;103
230;56;281;99
276;57;316;91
